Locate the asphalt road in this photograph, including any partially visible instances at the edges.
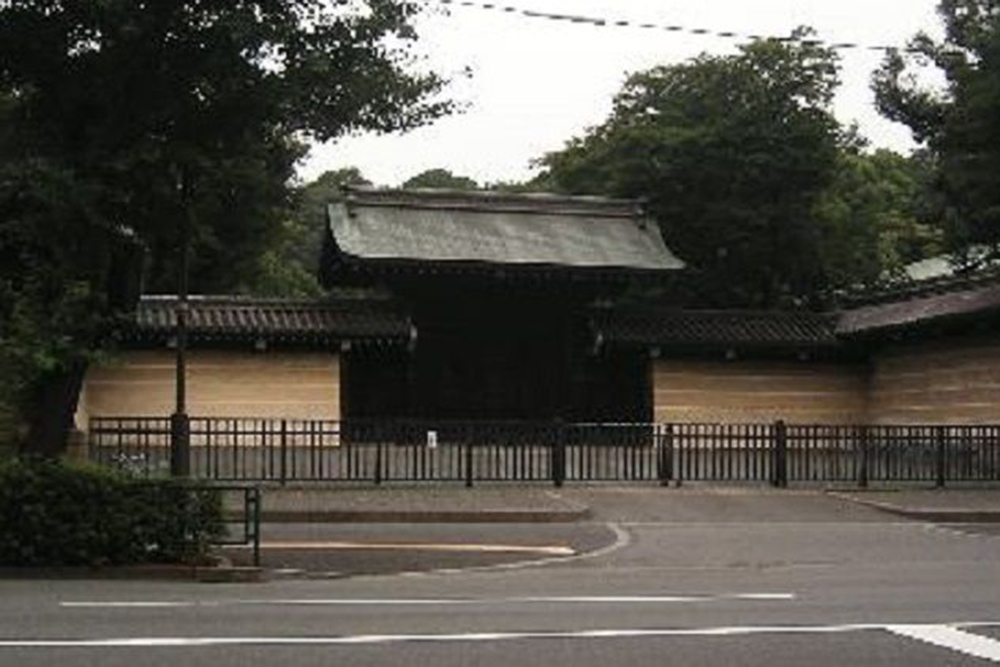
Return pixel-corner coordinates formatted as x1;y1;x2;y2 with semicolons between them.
3;489;1000;666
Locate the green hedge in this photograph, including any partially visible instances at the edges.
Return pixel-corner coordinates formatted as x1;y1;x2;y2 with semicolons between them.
0;458;224;567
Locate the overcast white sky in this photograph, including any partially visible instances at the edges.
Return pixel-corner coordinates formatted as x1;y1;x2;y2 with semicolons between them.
300;0;944;187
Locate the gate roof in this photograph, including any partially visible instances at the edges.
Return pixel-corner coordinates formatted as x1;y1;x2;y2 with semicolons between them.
325;187;684;277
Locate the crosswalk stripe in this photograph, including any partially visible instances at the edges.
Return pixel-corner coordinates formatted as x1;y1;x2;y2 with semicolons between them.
887;625;1000;663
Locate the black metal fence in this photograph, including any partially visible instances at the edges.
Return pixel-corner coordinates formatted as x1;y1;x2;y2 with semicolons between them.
88;417;1000;487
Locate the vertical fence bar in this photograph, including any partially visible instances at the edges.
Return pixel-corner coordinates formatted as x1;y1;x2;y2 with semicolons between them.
858;425;869;488
936;425;947;488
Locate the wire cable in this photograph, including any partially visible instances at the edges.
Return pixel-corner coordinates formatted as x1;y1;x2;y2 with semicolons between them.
436;0;924;55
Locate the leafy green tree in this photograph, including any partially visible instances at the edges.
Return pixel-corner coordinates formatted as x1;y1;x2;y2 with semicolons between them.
814;148;943;289
246;167;373;298
402;168;479;190
0;1;450;450
486;178;547;193
538;31;844;308
873;0;1000;256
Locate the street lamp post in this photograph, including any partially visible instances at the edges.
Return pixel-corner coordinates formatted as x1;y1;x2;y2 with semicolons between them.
170;171;192;478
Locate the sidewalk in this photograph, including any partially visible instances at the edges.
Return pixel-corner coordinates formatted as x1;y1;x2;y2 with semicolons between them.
828;489;1000;523
223;485;590;523
221;483;1000;524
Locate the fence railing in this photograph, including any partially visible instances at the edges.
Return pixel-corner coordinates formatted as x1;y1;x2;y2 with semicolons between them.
87;417;1000;487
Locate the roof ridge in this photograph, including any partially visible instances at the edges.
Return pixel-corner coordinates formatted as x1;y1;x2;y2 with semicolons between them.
842;266;1000;307
598;306;833;318
139;294;400;309
342;184;646;212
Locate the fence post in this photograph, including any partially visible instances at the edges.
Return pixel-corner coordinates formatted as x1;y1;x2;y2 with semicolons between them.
465;440;474;488
659;424;673;487
936;425;947;488
280;419;288;486
773;420;788;488
675;424;684;488
374;439;383;485
858;425;869;489
552;421;566;488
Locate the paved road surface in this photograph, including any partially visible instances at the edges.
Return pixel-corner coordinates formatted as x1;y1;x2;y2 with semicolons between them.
223;521;618;575
3;488;1000;666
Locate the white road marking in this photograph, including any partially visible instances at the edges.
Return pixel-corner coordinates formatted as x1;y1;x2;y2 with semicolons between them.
58;602;198;609
226;541;575;556
60;593;795;609
5;622;1000;648
421;521;632;577
887;624;1000;662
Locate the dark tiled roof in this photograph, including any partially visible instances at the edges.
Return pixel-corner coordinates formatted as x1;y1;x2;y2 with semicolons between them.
326;186;685;273
128;296;411;345
837;282;1000;336
595;308;839;349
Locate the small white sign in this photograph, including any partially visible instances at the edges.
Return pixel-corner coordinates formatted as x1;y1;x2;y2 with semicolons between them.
427;430;438;449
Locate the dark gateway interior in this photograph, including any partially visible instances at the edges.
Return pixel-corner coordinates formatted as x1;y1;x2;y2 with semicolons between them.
322;187;683;424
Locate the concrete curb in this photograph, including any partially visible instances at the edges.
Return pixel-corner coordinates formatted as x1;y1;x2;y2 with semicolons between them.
828;492;1000;523
226;508;591;523
0;565;266;583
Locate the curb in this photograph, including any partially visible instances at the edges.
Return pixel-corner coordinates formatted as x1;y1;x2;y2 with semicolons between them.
0;565;266;583
226;508;591;523
828;492;1000;523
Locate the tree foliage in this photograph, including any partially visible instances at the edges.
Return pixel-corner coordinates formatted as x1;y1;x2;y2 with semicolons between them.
873;0;1000;254
814;149;943;289
0;1;450;449
538;32;845;308
402;168;479;190
248;167;373;298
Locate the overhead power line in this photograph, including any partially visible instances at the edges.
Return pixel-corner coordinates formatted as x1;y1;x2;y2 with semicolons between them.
436;0;920;55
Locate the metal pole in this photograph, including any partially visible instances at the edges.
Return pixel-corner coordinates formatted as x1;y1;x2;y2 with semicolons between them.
773;420;788;489
170;168;192;478
661;424;674;487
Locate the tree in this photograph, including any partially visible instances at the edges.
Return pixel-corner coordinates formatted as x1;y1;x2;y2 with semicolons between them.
0;1;451;450
402;168;479;190
873;0;1000;256
813;148;943;289
538;31;845;308
247;167;373;297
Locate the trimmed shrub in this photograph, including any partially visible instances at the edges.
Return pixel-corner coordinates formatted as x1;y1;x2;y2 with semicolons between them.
0;458;224;566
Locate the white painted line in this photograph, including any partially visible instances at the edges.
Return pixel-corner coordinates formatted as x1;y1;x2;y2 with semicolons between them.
423;521;632;577
730;594;797;601
226;541;575;556
60;593;796;609
8;622;1000;649
60;602;199;609
61;601;211;609
887;625;1000;662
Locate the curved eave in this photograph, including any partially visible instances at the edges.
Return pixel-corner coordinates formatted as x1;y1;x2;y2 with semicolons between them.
330;252;684;282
